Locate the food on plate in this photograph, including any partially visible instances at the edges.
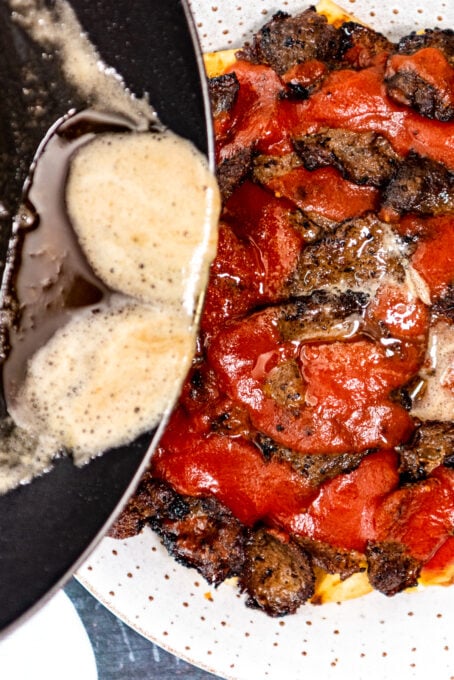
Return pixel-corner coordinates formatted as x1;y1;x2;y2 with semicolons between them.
0;0;220;492
112;0;454;616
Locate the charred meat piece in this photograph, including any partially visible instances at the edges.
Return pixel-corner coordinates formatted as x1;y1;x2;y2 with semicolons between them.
208;72;240;116
280;60;328;100
217;146;253;201
381;152;454;219
339;22;394;68
111;477;246;586
252;151;302;185
297;537;365;580
398;421;454;481
277;289;369;342
237;8;341;75
385;29;454;121
262;359;306;413
287;213;407;297
153;494;247;586
109;473;184;539
240;527;315;616
396;28;454;66
293;128;399;187
366;541;421;596
385;49;454;122
257;434;368;487
287;209;327;244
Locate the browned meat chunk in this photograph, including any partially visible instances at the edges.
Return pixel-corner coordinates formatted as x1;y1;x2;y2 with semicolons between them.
287;209;328;243
366;541;421;596
287;214;406;296
385;52;454;122
262;359;306;412
109;473;182;539
385;30;454;121
256;434;367;486
293;128;399;186
240;527;315;616
381;153;454;219
237;8;341;75
398;421;454;481
111;477;246;586
397;28;454;66
339;22;394;68
208;72;240;116
277;289;368;342
153;495;246;586
217;146;253;200
252;151;302;185
297;537;365;580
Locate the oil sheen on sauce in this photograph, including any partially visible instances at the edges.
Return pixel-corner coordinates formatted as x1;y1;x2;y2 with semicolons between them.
0;1;220;493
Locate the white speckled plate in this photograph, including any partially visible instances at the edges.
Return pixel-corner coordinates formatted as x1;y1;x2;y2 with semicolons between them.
78;2;454;679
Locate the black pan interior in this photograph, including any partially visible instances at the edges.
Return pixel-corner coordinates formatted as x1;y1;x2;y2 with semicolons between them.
0;0;211;634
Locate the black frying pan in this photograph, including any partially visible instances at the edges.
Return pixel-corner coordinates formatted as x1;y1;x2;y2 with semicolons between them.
0;0;213;634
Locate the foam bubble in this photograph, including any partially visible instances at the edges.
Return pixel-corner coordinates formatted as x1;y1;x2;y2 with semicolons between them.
12;300;196;463
66;131;219;316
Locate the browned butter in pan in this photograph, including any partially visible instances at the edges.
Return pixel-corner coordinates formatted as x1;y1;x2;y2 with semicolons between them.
0;0;220;493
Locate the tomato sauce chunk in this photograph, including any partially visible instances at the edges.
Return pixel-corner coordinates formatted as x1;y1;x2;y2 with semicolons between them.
219;61;291;159
208;310;419;454
373;466;454;562
152;408;318;527
265;166;379;222
290;451;400;552
410;215;454;298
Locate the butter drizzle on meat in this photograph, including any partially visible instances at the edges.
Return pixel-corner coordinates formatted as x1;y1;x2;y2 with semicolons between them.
113;6;454;614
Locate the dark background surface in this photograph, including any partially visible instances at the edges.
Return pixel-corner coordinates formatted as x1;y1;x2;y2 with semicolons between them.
65;579;223;680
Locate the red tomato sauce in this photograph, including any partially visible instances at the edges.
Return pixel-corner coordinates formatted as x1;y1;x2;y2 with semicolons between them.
410;215;454;298
265;166;379;222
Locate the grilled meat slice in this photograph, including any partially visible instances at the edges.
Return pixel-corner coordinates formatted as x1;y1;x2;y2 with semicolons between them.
209;72;240;116
366;541;421;595
217;146;253;201
293;128;399;187
257;434;367;487
385;29;454;121
386;65;454;122
396;28;454;66
237;8;341;75
287;213;406;297
398;421;454;481
153;495;246;586
277;290;368;343
385;51;454;122
252;151;302;185
261;359;306;413
381;153;454;219
109;473;182;539
296;537;365;580
240;527;315;616
339;22;394;68
111;477;246;586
